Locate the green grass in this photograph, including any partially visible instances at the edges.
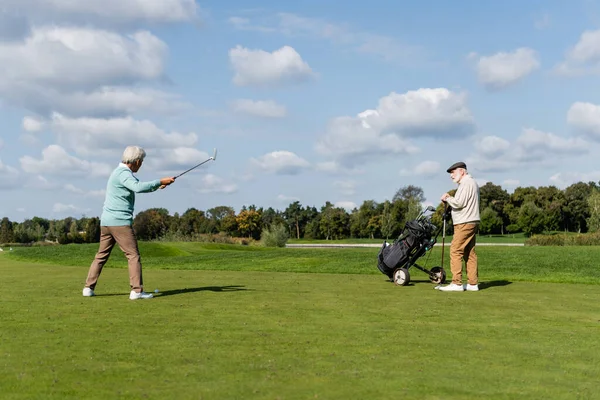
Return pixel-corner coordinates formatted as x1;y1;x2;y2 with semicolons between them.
5;241;600;284
289;233;529;244
1;243;599;399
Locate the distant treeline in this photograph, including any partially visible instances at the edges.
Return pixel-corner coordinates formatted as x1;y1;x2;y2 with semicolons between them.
2;181;600;244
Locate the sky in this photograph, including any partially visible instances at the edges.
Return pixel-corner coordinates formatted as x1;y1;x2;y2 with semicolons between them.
2;0;600;222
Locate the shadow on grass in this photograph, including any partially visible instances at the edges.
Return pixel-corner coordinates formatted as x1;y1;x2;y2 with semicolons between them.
479;280;512;290
156;285;249;297
92;285;249;298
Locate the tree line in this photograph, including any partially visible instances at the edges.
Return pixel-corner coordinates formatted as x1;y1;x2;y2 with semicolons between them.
2;181;600;245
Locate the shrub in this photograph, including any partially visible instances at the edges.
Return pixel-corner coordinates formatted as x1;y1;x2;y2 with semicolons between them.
526;232;600;246
260;224;289;248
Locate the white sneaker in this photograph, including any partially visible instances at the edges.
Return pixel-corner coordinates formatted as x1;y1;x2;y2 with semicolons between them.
464;284;479;291
436;283;465;292
82;287;95;297
129;290;153;300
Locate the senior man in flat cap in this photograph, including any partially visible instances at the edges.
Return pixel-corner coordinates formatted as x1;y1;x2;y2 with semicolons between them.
437;161;481;292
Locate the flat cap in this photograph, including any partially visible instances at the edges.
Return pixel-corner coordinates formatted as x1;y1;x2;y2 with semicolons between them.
446;161;467;173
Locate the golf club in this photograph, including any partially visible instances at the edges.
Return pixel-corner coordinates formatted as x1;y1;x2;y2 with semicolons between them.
173;148;217;179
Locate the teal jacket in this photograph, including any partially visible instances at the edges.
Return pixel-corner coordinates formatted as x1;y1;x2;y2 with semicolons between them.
100;164;161;226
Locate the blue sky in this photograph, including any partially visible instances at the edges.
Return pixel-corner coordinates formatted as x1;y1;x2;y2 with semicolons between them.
2;0;600;222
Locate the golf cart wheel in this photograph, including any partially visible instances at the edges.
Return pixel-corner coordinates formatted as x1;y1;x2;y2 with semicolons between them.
429;266;446;284
393;268;410;286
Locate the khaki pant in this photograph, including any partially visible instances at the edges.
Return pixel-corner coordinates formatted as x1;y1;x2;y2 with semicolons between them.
450;223;479;285
85;225;144;292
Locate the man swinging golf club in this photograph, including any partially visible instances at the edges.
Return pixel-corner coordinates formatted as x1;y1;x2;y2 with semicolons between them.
437;161;481;292
82;146;176;300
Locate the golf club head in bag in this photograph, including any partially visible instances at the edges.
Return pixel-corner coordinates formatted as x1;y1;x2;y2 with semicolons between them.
174;148;218;179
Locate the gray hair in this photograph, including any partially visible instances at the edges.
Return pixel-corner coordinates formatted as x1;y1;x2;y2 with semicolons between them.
121;146;147;164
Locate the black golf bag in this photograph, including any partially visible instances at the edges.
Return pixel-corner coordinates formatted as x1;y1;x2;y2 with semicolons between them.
377;206;448;286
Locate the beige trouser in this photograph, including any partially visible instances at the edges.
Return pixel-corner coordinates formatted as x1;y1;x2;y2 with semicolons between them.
85;225;144;292
450;223;479;285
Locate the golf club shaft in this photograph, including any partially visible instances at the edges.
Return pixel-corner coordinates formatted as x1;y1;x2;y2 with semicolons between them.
174;158;212;179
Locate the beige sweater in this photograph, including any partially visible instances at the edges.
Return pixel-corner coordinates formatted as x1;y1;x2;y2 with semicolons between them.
445;174;480;224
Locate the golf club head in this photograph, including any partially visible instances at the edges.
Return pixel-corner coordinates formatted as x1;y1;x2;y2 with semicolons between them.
211;148;218;161
426;205;435;212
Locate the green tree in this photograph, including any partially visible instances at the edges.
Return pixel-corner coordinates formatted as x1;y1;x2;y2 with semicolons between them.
586;190;600;232
479;207;503;235
380;200;395;240
85;217;101;243
283;201;304;239
479;182;510;233
133;208;171;240
563;182;595;233
0;217;15;244
518;201;545;237
236;209;262;239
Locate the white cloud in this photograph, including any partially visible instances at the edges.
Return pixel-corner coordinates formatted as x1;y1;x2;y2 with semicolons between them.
357;89;474;137
475;136;511;157
566;101;600;139
52;202;91;215
197;174;238;194
0;158;20;189
64;184;105;198
400;161;440;177
229;12;424;63
19;145;112;177
48;87;192;118
534;12;551;30
231;99;287;118
333;180;357;196
4;0;198;25
0;27;168;116
469;129;589;173
554;29;600;75
277;194;300;203
516;128;588;154
229;45;316;87
314;161;365;175
46;113;198;157
472;48;540;90
335;201;357;211
22;116;44;132
146;147;213;174
503;179;520;188
316;88;473;167
549;171;600;188
251;151;311;175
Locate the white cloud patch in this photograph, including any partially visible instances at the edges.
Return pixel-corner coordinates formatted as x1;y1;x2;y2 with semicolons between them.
566;101;600;140
19;145;112;177
534;12;551;30
335;201;357;211
554;29;600;76
549;171;600;188
64;184;106;198
45;114;198;157
52;202;91;215
503;179;520;188
471;48;540;90
231;99;287;118
251;151;311;175
333;180;357;196
400;161;440;177
0;158;20;189
4;0;198;25
197;174;238;194
469;129;589;173
229;12;424;63
277;194;300;202
22;116;44;132
316;88;473;167
475;135;511;157
0;27;169;117
229;45;316;87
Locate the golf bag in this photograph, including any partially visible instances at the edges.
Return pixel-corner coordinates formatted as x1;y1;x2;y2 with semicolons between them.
377;206;448;286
